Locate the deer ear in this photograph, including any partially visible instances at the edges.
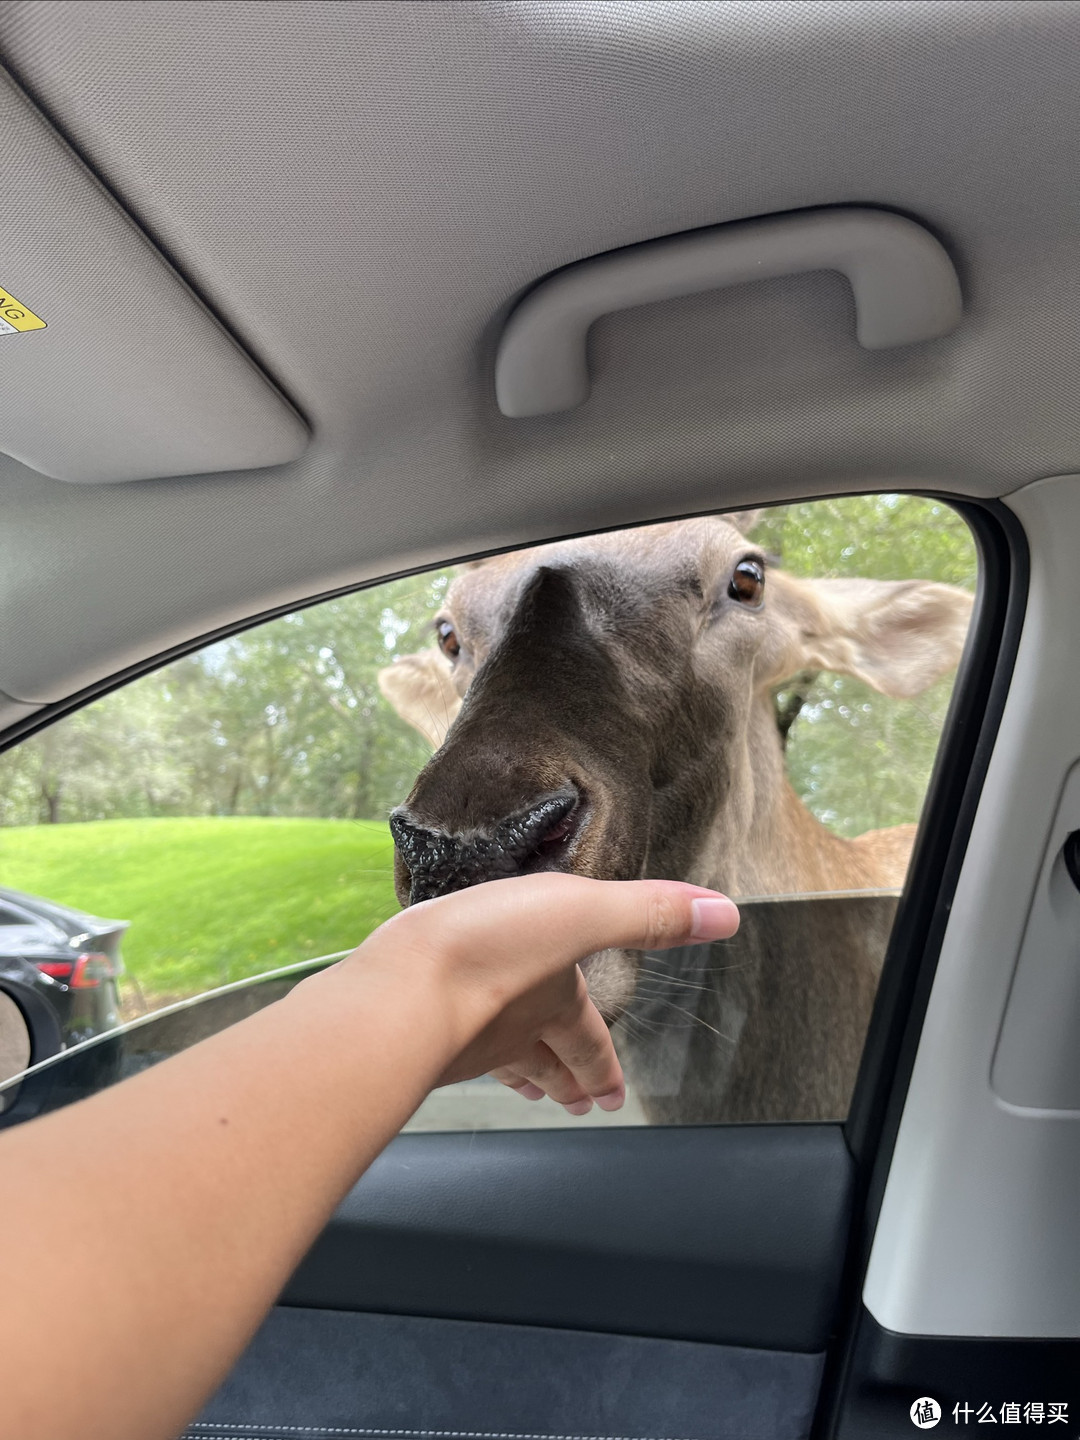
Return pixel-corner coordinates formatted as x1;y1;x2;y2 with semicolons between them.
723;508;763;536
771;574;974;699
377;648;462;750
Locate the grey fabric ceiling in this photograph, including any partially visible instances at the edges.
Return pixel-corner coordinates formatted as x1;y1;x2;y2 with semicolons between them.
1;0;1079;708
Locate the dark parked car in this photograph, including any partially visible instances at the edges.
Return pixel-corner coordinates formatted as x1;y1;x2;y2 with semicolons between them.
0;887;126;1049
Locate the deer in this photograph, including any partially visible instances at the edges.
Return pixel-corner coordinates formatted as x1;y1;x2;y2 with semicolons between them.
377;513;972;1121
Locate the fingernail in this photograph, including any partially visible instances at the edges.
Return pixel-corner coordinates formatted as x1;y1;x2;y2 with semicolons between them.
512;1082;545;1101
594;1090;625;1112
562;1098;593;1116
689;896;740;941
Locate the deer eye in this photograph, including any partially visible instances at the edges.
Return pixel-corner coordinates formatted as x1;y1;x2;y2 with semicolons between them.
728;558;765;607
436;620;461;659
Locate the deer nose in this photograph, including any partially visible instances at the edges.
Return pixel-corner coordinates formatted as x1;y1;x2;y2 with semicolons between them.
389;787;580;905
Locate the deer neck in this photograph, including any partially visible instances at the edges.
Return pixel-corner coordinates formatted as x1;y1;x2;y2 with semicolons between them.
686;694;877;899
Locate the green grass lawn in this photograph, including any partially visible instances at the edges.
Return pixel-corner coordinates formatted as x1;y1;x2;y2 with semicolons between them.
0;817;400;1000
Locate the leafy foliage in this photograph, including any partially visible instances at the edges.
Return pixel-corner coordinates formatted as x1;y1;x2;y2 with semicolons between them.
0;496;977;842
0;571;451;828
752;496;976;837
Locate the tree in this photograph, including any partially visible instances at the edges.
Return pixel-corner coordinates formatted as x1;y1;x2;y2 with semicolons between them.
753;496;976;836
0;498;976;839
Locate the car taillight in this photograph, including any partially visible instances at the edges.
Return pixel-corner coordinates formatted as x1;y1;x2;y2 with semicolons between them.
36;961;74;980
34;952;115;987
70;952;114;989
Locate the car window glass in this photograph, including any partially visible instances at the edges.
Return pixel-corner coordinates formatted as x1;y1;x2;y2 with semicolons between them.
0;496;977;1129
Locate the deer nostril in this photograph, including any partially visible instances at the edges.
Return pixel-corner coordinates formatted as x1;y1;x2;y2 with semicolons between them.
498;788;581;861
388;786;582;904
535;808;576;856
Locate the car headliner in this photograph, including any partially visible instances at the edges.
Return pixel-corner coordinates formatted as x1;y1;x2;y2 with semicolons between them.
0;0;1076;719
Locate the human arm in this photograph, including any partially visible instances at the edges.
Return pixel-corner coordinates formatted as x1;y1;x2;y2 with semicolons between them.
0;873;737;1440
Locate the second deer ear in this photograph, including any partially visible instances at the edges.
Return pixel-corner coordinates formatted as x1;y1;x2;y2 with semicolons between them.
378;648;462;750
768;572;974;698
723;508;763;536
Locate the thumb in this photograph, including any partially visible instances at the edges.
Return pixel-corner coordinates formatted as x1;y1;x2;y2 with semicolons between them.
555;876;740;954
379;873;739;973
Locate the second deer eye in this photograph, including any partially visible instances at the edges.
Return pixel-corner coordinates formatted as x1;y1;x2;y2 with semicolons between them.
729;559;765;607
437;621;461;659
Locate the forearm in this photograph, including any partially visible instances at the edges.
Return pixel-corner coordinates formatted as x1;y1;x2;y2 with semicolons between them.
0;957;452;1440
0;874;736;1440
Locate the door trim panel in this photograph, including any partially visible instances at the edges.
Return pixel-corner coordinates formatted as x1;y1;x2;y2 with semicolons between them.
283;1125;853;1352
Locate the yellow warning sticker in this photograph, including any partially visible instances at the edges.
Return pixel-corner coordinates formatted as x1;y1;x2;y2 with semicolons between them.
0;284;46;335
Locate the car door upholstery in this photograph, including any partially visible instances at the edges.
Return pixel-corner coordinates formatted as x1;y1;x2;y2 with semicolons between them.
182;1127;852;1440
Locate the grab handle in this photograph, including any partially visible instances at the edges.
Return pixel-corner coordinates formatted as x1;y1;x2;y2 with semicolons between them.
495;207;961;417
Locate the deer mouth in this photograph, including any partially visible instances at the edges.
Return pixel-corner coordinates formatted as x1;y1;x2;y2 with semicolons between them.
389;785;590;904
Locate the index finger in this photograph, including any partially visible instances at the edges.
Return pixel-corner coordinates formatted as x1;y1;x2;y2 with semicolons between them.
539;980;626;1110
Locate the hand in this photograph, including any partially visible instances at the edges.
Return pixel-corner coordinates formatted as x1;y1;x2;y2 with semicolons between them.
346;873;739;1116
0;872;736;1440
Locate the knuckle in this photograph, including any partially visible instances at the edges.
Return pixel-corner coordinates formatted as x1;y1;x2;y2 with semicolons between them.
526;1049;561;1081
559;1031;603;1070
643;889;683;948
